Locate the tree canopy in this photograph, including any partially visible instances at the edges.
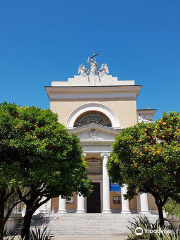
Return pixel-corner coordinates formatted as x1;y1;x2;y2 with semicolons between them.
107;112;180;226
0;102;24;239
0;102;91;240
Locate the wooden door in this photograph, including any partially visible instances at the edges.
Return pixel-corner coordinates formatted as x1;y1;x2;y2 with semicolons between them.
87;182;101;213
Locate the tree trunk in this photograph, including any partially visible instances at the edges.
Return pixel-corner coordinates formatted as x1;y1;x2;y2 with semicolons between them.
0;198;5;240
21;194;50;239
21;207;34;240
0;221;4;240
157;204;164;227
0;189;19;240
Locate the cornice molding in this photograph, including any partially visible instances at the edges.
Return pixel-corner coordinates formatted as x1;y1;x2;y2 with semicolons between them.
45;85;142;101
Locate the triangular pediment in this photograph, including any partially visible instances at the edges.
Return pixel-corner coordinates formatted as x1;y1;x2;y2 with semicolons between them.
69;124;120;143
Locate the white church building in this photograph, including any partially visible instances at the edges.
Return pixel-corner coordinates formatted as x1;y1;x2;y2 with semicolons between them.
42;55;158;215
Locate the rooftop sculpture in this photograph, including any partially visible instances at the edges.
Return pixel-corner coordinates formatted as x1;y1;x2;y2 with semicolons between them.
78;53;109;77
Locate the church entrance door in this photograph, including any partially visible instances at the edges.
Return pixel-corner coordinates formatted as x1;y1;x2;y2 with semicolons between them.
87;182;101;213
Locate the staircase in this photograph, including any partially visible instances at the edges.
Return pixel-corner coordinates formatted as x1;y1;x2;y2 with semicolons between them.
47;213;158;235
13;213;159;238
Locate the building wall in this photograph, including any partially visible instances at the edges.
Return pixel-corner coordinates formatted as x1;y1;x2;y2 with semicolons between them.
148;193;157;211
130;197;138;212
49;92;158;214
67;193;77;212
50;100;137;128
51;197;59;212
110;191;121;212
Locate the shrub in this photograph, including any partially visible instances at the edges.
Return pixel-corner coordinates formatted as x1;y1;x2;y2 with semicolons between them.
4;226;54;240
164;198;180;218
127;215;179;240
29;226;54;240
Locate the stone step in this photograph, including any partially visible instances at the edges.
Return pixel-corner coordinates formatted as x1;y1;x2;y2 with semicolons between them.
12;213;159;236
46;213;158;235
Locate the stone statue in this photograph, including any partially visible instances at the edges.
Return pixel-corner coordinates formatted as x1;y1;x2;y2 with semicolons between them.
77;53;109;77
87;56;98;76
98;63;109;76
138;115;151;123
78;64;88;77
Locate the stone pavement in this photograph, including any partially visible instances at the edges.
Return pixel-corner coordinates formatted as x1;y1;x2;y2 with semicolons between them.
13;235;127;240
54;235;127;240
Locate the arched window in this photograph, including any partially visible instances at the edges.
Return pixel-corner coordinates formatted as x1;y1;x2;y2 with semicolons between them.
74;111;112;127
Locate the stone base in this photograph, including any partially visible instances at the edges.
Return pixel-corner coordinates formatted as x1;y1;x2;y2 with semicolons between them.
102;209;112;214
57;210;67;214
121;210;131;214
39;210;49;214
76;210;86;214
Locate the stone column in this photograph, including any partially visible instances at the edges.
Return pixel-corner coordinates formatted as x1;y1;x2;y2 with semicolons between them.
58;196;67;214
101;153;111;213
47;199;51;212
121;184;131;214
140;193;149;214
76;194;86;213
39;197;48;213
76;152;86;214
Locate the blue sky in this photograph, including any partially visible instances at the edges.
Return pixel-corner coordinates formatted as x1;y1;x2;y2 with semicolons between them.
0;0;179;120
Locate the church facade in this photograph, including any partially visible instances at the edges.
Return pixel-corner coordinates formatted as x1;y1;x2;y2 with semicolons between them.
42;56;158;215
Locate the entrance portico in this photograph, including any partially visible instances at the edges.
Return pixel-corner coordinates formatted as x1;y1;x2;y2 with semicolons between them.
56;151;145;214
78;151;112;214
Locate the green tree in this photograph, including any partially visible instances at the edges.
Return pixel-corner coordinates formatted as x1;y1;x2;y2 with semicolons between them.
107;112;180;227
0;102;28;239
0;103;91;240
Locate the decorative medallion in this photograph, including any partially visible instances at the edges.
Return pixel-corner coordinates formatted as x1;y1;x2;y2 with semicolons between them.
88;129;99;139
